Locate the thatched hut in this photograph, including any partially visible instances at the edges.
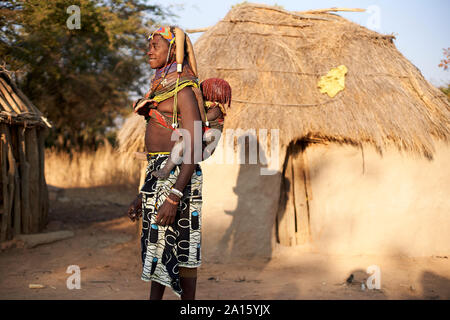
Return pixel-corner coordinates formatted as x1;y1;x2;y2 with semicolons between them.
0;69;51;241
120;4;450;258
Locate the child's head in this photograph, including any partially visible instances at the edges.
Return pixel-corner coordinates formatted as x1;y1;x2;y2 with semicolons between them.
200;78;232;110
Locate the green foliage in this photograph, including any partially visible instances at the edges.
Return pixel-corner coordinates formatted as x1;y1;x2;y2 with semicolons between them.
439;83;450;101
0;0;172;150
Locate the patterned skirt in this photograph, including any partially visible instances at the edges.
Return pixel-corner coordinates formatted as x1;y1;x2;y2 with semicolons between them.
140;152;203;297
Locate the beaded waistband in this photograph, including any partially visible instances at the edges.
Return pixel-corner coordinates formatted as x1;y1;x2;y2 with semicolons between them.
147;151;170;161
148;151;171;155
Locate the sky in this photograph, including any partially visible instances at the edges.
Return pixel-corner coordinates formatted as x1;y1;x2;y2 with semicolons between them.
154;0;450;87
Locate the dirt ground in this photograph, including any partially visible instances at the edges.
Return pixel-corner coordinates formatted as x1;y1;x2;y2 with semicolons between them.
0;186;449;300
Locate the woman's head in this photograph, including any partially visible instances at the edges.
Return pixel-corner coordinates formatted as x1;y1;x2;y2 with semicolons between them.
147;26;176;69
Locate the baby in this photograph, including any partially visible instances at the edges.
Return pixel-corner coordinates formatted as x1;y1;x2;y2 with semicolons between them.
151;78;231;179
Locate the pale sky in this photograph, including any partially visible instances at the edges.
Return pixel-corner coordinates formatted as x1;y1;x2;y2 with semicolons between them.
154;0;450;87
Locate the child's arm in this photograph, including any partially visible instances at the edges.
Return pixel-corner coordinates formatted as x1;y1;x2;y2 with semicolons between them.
206;105;223;121
151;138;184;179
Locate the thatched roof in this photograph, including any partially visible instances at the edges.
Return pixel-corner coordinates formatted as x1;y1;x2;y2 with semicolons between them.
0;69;51;128
194;3;450;159
118;4;450;160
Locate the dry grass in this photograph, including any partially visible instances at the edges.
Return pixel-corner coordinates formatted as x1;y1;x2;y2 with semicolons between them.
45;141;142;189
117;113;146;159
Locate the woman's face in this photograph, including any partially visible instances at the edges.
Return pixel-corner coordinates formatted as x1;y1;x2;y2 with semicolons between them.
147;34;169;69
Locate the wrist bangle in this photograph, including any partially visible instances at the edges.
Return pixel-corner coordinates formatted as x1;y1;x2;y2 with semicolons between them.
166;197;179;205
170;187;183;198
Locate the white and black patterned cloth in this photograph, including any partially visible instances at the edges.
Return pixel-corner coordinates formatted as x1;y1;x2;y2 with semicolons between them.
140;153;202;297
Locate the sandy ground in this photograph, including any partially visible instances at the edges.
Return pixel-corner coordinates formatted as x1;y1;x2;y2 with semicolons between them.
0;186;449;300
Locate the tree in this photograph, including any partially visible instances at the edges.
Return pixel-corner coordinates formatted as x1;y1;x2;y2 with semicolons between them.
438;48;449;71
0;0;172;150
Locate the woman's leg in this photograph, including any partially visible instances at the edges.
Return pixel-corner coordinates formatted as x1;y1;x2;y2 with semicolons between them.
179;267;197;300
149;281;166;300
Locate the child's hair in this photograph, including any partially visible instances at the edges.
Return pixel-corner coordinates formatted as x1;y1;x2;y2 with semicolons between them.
200;78;232;109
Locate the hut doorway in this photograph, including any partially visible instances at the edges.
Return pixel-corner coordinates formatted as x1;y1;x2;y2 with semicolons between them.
276;141;311;246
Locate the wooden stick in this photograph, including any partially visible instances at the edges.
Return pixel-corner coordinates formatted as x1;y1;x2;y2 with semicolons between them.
299;8;365;14
9;113;23;236
13;160;21;236
224;18;312;29
303;148;313;201
18;127;30;234
185;27;210;33
292;146;311;245
247;4;332;21
25;128;40;233
37;129;49;229
0;124;16;241
7;129;16;241
0;112;44;127
0;91;15;113
1;124;9;241
0;78;22;114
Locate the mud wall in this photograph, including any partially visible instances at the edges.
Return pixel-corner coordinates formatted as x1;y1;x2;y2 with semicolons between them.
201;138;450;259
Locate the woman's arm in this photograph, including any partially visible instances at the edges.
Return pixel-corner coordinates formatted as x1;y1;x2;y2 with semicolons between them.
154;86;201;226
172;86;202;192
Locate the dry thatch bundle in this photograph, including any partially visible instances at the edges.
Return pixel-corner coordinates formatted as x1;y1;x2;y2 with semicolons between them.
194;3;450;159
117;113;146;158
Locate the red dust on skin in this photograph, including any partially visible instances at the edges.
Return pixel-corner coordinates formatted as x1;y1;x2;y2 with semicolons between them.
147;34;170;69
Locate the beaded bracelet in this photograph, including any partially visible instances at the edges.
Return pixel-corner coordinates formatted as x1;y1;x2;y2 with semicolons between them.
166;197;179;206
